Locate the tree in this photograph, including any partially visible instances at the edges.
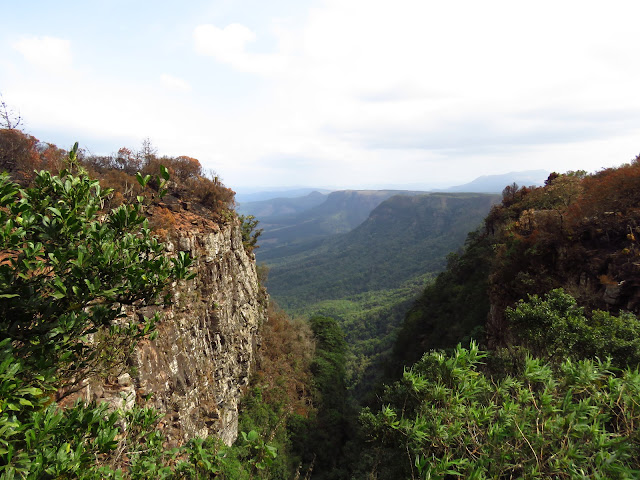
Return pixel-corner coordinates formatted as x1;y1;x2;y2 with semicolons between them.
0;93;22;130
0;129;38;181
114;146;142;173
139;137;157;166
239;214;263;252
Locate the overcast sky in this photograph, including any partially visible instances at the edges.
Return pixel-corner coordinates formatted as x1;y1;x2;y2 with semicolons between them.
2;0;640;191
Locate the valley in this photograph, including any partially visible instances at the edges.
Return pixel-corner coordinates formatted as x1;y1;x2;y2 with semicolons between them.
242;189;502;395
3;127;640;479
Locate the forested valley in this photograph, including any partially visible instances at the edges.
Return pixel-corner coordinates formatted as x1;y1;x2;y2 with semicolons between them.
2;121;640;479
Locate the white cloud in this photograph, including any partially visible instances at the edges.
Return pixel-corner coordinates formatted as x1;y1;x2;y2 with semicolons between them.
194;23;255;60
5;0;640;189
12;36;72;72
160;73;191;91
193;23;287;75
260;0;640;162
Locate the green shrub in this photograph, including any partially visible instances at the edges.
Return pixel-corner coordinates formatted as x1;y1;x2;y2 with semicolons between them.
360;342;640;479
507;288;640;368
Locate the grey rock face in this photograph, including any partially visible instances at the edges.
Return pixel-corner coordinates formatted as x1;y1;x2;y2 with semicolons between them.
87;222;266;447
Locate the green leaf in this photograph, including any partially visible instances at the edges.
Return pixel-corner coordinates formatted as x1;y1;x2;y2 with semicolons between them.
48;207;62;217
21;387;43;396
136;172;151;188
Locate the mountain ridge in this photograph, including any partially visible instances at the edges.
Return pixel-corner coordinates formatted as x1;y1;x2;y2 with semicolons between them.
265;192;501;309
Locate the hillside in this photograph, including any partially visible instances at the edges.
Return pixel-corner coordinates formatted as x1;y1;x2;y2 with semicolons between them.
236;190;328;218
359;161;640;479
393;161;640;369
266;192;500;309
258;192;499;397
252;189;426;254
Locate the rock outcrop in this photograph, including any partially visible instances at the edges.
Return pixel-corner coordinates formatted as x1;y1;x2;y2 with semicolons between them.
85;219;266;446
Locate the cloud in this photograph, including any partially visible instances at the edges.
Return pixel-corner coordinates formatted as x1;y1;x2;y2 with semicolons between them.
194;24;255;60
330;106;640;154
263;1;640;163
5;0;640;190
193;23;287;75
160;73;191;91
12;36;72;72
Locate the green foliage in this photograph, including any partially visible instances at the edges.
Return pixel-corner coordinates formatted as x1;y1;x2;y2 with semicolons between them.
263;194;498;399
238;214;263;252
307;276;428;399
240;430;278;472
0;337;124;478
360;342;640;479
303;316;350;480
0;159;283;478
0;167;192;389
240;315;351;480
507;288;640;368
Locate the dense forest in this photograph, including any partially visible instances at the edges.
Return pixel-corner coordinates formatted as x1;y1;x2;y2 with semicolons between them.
2;114;640;478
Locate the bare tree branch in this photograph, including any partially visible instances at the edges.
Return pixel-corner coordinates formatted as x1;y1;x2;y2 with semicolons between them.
0;93;22;130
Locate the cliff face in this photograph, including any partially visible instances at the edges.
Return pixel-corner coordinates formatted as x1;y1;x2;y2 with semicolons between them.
86;219;266;446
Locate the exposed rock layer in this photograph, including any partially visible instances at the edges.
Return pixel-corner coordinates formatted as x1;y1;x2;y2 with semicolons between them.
87;221;266;446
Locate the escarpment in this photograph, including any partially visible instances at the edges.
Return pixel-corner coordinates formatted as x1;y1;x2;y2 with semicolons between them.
85;216;267;447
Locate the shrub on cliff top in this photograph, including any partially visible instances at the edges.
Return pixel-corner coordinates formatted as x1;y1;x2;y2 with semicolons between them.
0;145;198;476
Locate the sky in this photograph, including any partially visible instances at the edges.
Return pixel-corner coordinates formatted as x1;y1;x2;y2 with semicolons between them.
2;0;640;191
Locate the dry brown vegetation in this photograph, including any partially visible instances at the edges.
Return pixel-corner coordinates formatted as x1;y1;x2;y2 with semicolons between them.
484;157;640;346
252;303;315;417
0;129;236;229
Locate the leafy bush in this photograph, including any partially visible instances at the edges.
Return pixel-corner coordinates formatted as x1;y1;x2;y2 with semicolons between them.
0;159;192;390
507;288;640;368
0;148;200;476
360;342;640;479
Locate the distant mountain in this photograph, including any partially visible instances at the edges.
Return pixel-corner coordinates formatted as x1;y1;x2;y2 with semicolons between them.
442;170;549;193
237;191;328;218
265;192;501;310
254;190;426;255
235;188;333;203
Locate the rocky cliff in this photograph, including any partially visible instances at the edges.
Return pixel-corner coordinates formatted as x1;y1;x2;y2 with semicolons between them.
83;214;266;447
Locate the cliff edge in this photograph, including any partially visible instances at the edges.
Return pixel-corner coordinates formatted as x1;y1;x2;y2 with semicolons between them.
83;213;266;447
